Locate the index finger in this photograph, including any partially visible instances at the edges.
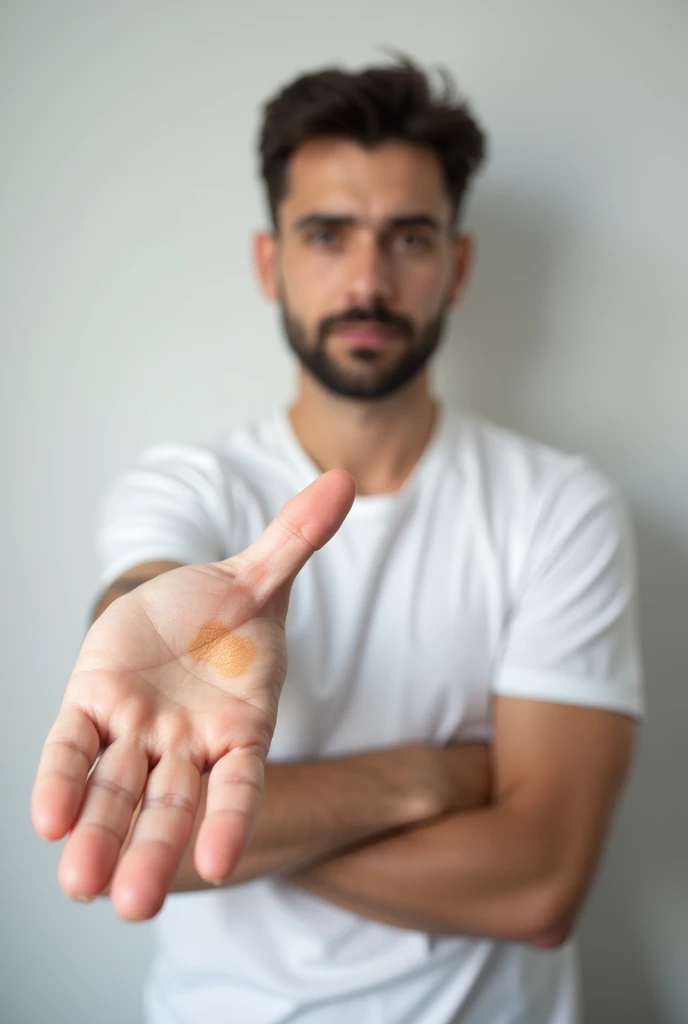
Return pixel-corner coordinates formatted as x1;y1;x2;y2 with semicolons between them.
31;708;101;840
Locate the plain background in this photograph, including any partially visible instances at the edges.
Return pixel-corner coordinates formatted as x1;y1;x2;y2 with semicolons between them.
2;2;686;1022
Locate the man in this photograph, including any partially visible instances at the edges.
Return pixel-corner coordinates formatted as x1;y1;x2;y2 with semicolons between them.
32;56;644;1023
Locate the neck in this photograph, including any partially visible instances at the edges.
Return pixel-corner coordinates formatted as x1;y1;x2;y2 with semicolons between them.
288;370;439;496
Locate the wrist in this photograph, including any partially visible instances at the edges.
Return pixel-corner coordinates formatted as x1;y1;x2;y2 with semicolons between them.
440;743;493;813
368;743;466;826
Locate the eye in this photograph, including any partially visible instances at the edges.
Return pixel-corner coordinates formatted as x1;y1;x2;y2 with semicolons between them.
306;227;342;248
394;231;433;253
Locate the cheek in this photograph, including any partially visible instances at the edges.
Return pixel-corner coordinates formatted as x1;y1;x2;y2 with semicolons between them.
281;252;345;316
398;260;451;312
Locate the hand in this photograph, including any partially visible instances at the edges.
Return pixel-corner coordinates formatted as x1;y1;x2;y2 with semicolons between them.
432;742;493;816
329;742;492;826
31;470;356;920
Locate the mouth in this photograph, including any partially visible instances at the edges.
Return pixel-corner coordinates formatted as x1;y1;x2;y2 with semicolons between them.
331;322;400;348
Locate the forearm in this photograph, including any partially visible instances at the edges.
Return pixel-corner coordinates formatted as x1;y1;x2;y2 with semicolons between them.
291;703;635;947
168;752;418;892
160;742;489;893
291;802;567;945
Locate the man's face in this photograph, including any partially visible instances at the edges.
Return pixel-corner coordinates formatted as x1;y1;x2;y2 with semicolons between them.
255;138;472;399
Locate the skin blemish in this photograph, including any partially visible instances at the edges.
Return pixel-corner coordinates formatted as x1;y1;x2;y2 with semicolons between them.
186;620;256;679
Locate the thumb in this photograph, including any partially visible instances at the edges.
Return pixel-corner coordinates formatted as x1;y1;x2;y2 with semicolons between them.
225;469;356;607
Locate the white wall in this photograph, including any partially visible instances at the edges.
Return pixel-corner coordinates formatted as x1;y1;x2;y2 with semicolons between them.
2;2;686;1021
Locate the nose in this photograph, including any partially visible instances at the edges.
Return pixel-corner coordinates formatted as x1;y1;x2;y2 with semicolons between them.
343;235;394;308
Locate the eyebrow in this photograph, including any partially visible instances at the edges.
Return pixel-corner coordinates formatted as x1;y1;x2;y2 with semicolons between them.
292;212;444;233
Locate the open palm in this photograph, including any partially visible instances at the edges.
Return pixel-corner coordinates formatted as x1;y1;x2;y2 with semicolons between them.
31;470;355;920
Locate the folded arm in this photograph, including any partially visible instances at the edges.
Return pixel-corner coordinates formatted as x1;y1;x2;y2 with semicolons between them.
167;740;490;890
290;697;637;947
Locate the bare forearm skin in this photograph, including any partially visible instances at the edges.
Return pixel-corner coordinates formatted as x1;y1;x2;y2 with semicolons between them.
170;750;429;892
291;803;565;943
291;701;636;948
172;742;490;891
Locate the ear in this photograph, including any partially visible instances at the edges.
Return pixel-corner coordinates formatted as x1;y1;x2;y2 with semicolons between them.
447;233;476;307
253;230;279;302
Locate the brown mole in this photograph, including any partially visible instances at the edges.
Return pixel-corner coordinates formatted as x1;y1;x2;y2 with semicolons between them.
186;620;256;678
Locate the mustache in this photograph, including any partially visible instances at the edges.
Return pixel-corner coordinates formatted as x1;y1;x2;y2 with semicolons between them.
317;303;414;346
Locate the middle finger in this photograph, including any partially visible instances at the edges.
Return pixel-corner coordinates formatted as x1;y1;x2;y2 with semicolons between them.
109;755;201;921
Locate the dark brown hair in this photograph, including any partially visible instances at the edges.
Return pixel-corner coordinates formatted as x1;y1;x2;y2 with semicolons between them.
258;53;487;231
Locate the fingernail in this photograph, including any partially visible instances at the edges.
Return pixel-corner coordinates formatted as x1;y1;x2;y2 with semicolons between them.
70;893;95;903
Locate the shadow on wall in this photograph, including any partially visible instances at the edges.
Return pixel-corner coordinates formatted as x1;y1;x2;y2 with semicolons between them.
436;192;688;1024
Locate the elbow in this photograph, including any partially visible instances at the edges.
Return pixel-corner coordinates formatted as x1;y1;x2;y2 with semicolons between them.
527;917;574;949
523;880;579;949
510;831;587;950
437;880;578;947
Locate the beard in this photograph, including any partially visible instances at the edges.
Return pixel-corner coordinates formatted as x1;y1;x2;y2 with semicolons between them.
279;292;449;400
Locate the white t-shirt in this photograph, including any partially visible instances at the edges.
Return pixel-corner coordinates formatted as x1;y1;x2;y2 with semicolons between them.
95;404;644;1024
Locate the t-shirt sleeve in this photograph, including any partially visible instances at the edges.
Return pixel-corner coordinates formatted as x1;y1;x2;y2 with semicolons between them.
94;443;232;592
493;460;645;718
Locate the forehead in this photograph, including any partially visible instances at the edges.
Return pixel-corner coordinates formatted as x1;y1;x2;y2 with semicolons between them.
279;137;452;228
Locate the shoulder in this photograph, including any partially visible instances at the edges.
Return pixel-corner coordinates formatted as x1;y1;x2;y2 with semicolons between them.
111;411;287;505
447;409;621;520
439;411;631;595
95;413;290;584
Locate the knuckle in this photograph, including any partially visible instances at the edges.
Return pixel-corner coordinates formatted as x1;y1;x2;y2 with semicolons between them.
45;736;93;764
276;510;315;553
141;791;196;817
216;775;262;794
89;777;137;809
